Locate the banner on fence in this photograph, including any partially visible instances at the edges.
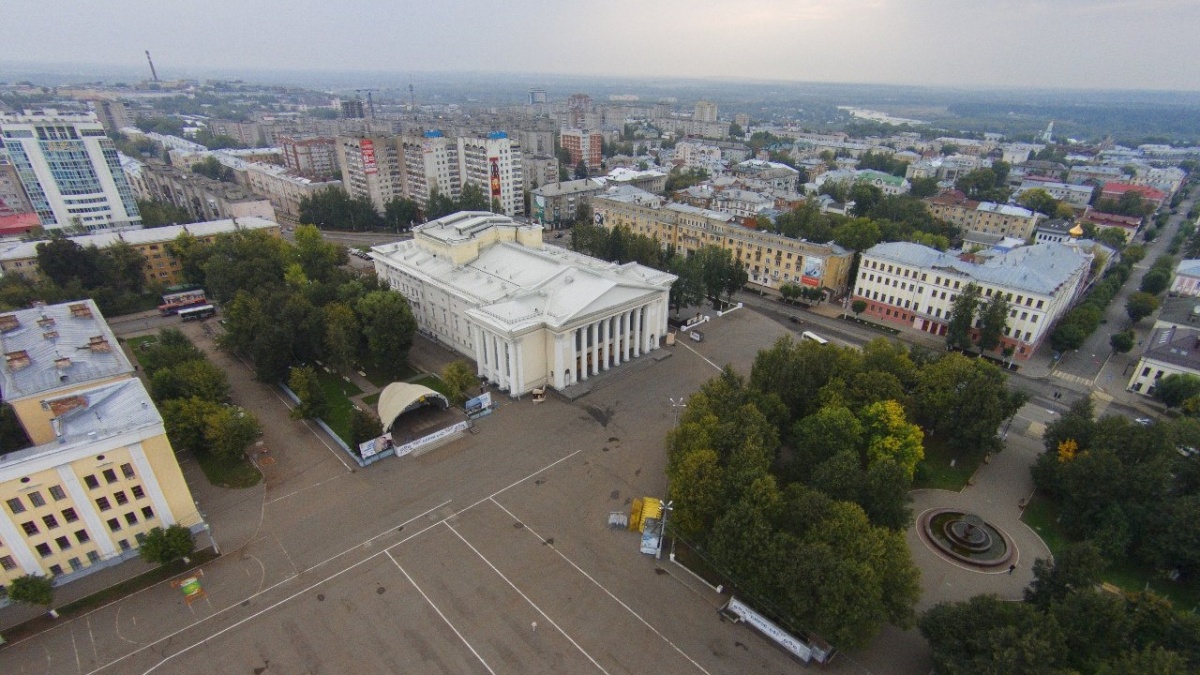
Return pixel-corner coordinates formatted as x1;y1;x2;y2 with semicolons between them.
394;421;471;458
359;432;394;459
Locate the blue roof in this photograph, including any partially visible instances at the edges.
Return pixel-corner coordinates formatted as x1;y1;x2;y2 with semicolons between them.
423;130;444;138
487;131;508;140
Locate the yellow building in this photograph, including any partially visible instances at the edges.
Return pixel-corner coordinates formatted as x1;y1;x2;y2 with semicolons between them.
0;300;203;596
591;188;854;295
0;217;281;286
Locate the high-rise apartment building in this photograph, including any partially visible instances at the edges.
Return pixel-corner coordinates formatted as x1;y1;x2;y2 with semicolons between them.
0;110;141;231
457;132;524;217
0;162;33;217
87;100;131;135
401;131;461;208
340;100;366;119
528;88;547;105
336;135;403;212
560;128;603;173
0;300;205;592
693;100;718;123
279;135;339;179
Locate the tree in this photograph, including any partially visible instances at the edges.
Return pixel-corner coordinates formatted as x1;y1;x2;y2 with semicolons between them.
322;302;359;370
977;293;1010;354
150;360;230;403
1110;331;1135;355
945;283;981;351
914;353;1027;455
1140;269;1171;296
8;574;54;607
832;218;881;252
574;160;589;180
909;176;940;198
851;299;867;317
139;525;196;565
1024;541;1106;610
425;188;457;220
848;183;883;217
442;360;478;406
162;397;224;452
190;156;235;182
204;405;261;460
293;224;347;283
348;407;382;447
36;236;103;289
1125;291;1160;324
1155;373;1200;408
356;291;417;378
457;182;490;212
859;400;924;479
298;187;383;231
728;122;743;138
137;198;192;227
1017;188;1061;216
288;365;329;419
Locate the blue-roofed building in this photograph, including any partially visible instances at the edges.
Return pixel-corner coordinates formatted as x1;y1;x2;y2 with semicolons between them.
853;241;1092;359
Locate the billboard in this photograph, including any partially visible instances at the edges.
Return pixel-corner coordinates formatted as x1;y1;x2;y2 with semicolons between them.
534;194;545;223
489;157;502;198
358;432;393;459
801;256;824;287
360;139;378;175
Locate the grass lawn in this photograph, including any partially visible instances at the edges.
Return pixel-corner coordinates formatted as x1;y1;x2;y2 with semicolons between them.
313;369;362;447
1021;494;1200;610
913;435;980;490
411;374;452;400
361;392;380;407
195;452;261;488
358;359;418;388
125;335;159;353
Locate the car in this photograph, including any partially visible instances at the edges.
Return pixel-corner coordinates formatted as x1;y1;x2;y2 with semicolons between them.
788;315;801;323
1135;417;1153;426
554;232;563;239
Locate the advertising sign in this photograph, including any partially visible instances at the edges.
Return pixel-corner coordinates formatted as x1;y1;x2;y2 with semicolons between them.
394;421;471;458
358;432;393;459
489;157;502;198
724;597;814;662
801;256;824;287
534;194;545;223
360;139;378;175
464;392;492;417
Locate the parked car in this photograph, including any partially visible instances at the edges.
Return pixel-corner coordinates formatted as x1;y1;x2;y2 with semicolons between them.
1135;417;1153;426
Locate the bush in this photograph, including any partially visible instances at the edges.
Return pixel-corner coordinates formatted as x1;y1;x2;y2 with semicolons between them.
9;574;54;606
139;525;195;565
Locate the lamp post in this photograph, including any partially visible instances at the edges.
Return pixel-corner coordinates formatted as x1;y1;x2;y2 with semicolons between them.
669;397;687;428
657;501;673;560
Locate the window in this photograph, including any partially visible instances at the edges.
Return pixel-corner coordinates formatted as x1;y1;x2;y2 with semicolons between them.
62;508;78;523
55;535;71;551
7;497;25;514
124;512;138;526
114;491;128;506
75;529;90;544
118;539;131;551
135;533;147;545
87;551;100;563
49;485;66;501
141;506;154;520
84;475;99;489
121;463;135;479
102;469;118;484
21;521;39;536
49;564;63;576
42;514;59;530
96;497;112;511
35;543;52;557
28;491;45;508
107;518;121;532
0;555;15;571
69;557;83;571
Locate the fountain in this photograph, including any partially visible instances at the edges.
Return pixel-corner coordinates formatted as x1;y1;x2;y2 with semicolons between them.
919;509;1014;568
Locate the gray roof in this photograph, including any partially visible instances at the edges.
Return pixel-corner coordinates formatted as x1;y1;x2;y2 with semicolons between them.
1176;259;1200;278
863;241;1091;295
531;178;606;198
0;299;132;402
0;217;279;262
1155;296;1200;330
1140;325;1200;372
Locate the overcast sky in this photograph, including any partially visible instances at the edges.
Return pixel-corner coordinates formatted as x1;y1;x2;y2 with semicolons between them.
8;0;1200;90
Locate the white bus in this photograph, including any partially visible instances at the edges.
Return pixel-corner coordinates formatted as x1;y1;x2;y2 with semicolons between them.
179;304;217;322
801;331;828;345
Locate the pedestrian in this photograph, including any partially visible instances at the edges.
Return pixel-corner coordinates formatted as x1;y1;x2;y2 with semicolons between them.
531;621;538;632
1007;563;1017;574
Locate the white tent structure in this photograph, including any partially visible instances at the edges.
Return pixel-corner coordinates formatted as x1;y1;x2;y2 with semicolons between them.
377;382;449;432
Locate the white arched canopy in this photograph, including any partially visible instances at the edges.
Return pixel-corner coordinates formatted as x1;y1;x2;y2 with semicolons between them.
377;382;449;431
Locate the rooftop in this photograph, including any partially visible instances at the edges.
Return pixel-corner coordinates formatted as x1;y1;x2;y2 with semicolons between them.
863;240;1091;296
0;217;279;262
0;299;132;401
532;178;606;198
1140;325;1200;372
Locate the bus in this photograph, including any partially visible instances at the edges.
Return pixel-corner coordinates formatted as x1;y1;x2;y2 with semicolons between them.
801;331;828;345
159;290;208;316
179;304;217;322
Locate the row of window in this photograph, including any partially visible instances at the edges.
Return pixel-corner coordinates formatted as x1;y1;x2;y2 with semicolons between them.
2;533;148;577
862;259;1046;309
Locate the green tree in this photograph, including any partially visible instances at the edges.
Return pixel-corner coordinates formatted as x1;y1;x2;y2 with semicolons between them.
1140;269;1171;295
162;397;223;452
204;405;261;460
1155;373;1200;408
348;407;382;447
190;155;235;182
728;122;743;138
138;525;196;565
1017;188;1061;216
356;291;417;378
457;182;490;211
859;400;924;480
35;236;103;289
322;302;359;370
1110;331;1135;355
1125;291;1159;324
293;224;347;283
1024;541;1106;610
832;218;881;251
136;198;192;227
383;197;419;231
442;360;478;406
909;176;940;198
945;283;981;351
574;160;589;179
150;359;230;403
977;293;1010;354
298;187;383;231
851;299;867;317
425;188;457;220
914;353;1027;455
288;365;328;419
8;574;54;607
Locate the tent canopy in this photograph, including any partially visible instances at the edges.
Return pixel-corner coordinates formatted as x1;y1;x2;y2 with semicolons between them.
377;382;449;430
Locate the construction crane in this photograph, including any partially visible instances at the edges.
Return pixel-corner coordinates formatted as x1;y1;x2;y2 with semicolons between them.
144;50;159;82
355;89;377;118
408;83;415;112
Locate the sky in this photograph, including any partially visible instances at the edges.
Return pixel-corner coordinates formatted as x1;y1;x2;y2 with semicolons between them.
7;0;1200;91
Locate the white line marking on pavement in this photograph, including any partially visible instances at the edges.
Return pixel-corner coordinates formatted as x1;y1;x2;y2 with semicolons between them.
387;551;497;675
70;619;82;674
264;472;352;505
489;497;712;674
445;522;610;674
675;340;722;372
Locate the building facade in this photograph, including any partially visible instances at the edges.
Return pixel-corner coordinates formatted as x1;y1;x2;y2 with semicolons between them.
0;110;141;231
1127;325;1200;395
400;131;461;208
1170;260;1200;297
279;135;338;179
127;162;277;224
336;134;404;213
0;300;204;595
457;133;525;217
852;241;1092;359
371;212;675;395
560;129;603;173
531;178;606;226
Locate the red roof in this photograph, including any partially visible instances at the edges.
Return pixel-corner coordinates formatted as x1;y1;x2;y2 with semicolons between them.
0;213;40;236
1084;211;1142;229
1101;182;1167;200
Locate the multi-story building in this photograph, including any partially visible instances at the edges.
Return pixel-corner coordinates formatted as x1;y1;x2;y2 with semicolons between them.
336;135;404;213
0;217;280;285
592;187;854;294
604;167;668;194
0;110;141;231
852;241;1092;359
400;131;461;208
371;212;675;394
925;191;1041;239
693;100;718;123
730;160;800;192
278;135;338;179
1100;182;1167;209
457;133;524;217
1169;260;1200;297
0;162;33;217
1127;325;1200;395
87;100;131;135
521;155;560;192
1015;179;1094;209
127;162;276;224
528;89;548;105
560;129;603;173
0;300;204;594
531;178;606;226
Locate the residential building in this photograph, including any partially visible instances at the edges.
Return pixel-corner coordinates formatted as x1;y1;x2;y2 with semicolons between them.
730;160;800;192
522;155;560;192
531;178;606;226
0;162;34;217
371;212;675;394
336;134;404;212
87;100;131;135
457;133;525;217
278;135;338;179
1127;326;1200;395
1100;182;1167;209
855;169;910;196
1067;165;1125;185
925;192;1042;239
603;167;667;194
1170;260;1200;297
0;110;141;231
401;131;461;208
128;162;276;224
1080;210;1142;243
0;300;204;594
233;160;340;219
672;141;722;170
693;100;718;123
592;187;854;294
1034;220;1082;245
527;89;548;105
560;129;603;173
340;100;365;119
1016;179;1094;209
0;217;280;285
852;241;1092;359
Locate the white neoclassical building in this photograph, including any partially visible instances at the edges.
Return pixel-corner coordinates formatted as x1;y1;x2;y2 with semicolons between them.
371;212;676;396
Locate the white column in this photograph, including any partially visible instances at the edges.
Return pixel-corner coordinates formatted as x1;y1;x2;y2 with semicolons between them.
0;502;42;574
578;327;587;382
553;334;564;389
57;465;117;557
623;310;632;362
589;322;599;376
513;339;525;394
616;313;625;363
609;316;618;366
472;326;485;377
129;444;182;526
493;334;506;389
600;317;610;371
482;331;493;383
647;302;659;351
633;306;642;357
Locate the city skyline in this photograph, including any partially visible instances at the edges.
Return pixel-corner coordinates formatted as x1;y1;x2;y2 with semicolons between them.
6;0;1200;92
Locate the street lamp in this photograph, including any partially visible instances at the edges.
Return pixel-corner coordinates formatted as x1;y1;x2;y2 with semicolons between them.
669;397;687;427
657;501;673;560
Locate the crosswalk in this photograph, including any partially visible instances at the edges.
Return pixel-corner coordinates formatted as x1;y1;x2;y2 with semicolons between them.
1052;370;1094;387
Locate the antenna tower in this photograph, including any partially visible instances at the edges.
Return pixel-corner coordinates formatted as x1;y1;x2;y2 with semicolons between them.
144;50;160;82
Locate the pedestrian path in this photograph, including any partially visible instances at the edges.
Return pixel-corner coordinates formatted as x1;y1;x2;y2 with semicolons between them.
1052;370;1093;387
